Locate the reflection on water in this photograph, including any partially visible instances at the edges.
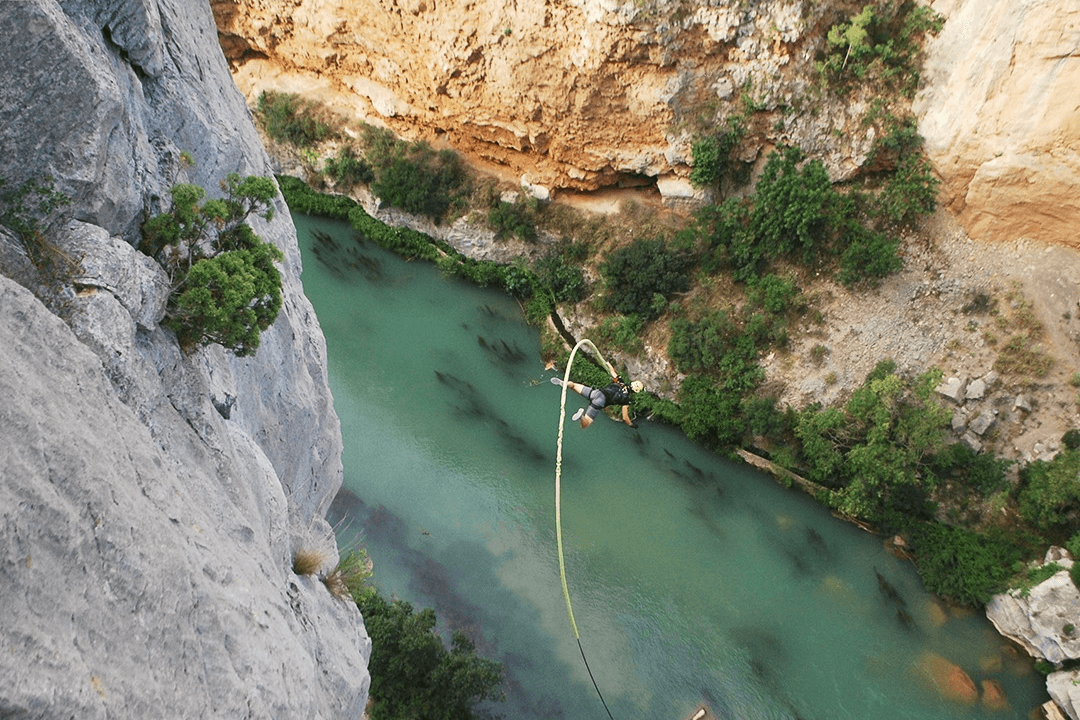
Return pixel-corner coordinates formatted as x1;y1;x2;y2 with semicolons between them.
294;213;1050;720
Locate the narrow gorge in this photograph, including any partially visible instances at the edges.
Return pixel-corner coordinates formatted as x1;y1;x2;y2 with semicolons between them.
2;0;1079;718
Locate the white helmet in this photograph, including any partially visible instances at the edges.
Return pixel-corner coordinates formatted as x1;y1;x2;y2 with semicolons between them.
630;380;644;393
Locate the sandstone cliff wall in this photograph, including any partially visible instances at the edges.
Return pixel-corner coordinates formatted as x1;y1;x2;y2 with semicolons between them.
914;0;1080;248
214;0;1080;248
212;0;876;198
0;1;369;717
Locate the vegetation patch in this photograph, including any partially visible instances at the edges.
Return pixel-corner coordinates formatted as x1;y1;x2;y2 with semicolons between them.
256;90;337;147
358;592;504;720
141;174;283;356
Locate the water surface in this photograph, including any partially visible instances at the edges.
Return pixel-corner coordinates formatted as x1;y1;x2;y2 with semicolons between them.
294;213;1049;720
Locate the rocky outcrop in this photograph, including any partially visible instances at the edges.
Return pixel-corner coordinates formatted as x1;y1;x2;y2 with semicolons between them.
215;0;1080;247
987;549;1080;720
914;0;1080;249
0;0;369;717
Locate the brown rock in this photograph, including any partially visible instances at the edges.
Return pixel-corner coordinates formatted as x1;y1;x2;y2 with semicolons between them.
981;679;1010;712
917;652;979;704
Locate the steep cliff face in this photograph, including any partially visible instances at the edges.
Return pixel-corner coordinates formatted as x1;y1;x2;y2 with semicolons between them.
214;0;1080;248
0;1;369;717
914;0;1080;248
212;0;877;197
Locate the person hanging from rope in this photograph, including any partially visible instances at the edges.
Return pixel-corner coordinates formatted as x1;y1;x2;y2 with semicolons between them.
550;371;643;429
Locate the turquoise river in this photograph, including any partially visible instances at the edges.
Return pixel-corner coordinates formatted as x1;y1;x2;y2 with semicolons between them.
293;212;1051;720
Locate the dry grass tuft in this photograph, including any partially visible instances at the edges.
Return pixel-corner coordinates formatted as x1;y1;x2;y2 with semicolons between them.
292;548;328;577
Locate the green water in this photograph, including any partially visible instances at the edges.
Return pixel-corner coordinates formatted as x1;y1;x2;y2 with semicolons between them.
294;213;1050;720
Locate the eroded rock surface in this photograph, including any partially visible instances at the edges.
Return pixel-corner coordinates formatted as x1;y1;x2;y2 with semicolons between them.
915;0;1080;248
0;0;370;716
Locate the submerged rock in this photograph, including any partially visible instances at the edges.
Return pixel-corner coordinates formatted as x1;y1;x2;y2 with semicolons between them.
915;651;979;704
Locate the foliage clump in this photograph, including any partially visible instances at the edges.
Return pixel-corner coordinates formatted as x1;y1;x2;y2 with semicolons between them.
141;174;284;357
358;592;504;720
689;115;746;191
256;91;336;147
795;360;952;524
323;144;375;190
697;146;903;287
0;175;79;299
817;0;945;97
361;127;468;224
909;522;1021;606
1017;449;1080;532
599;237;695;320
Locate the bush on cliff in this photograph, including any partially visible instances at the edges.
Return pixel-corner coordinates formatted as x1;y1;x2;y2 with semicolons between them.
256;90;336;147
358;592;504;720
599;237;695;320
909;522;1021;606
142;174;284;357
363;132;468;224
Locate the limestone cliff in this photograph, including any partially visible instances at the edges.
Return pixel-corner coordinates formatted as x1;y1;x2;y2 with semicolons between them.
211;0;878;199
0;1;369;717
914;0;1080;249
213;0;1079;248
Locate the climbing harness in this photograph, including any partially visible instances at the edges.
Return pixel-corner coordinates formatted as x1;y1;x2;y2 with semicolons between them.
554;338;618;720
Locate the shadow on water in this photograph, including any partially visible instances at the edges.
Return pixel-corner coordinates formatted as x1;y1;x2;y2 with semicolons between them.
310;228;385;283
329;486;608;720
876;567;920;635
434;369;549;466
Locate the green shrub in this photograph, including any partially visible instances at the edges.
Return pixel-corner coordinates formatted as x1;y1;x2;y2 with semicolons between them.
875;153;938;227
533;243;587;304
256;91;335;147
794;363;951;524
370;140;467;223
928;442;1010;497
593;314;645;356
145;175;284;356
488;195;539;242
689;115;746;190
277;174;358;219
837;226;903;286
679;374;744;448
1017;449;1080;531
817;1;945;97
358;591;504;720
600;237;695;319
749;146;838;266
668;311;740;374
1063;429;1080;450
745;273;801;315
324;144;374;189
909;522;1021;606
166;242;283;356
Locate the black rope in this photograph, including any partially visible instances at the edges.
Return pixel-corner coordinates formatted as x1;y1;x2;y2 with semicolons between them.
577;638;617;720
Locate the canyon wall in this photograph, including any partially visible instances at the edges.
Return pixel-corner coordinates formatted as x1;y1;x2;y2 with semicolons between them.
213;0;1080;247
0;0;369;716
914;0;1080;248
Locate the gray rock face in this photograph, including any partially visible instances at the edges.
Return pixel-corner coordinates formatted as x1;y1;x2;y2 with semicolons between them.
0;0;370;717
0;277;370;718
1047;670;1080;720
986;570;1080;664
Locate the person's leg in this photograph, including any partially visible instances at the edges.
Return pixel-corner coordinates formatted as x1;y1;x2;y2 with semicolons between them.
551;377;594;400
